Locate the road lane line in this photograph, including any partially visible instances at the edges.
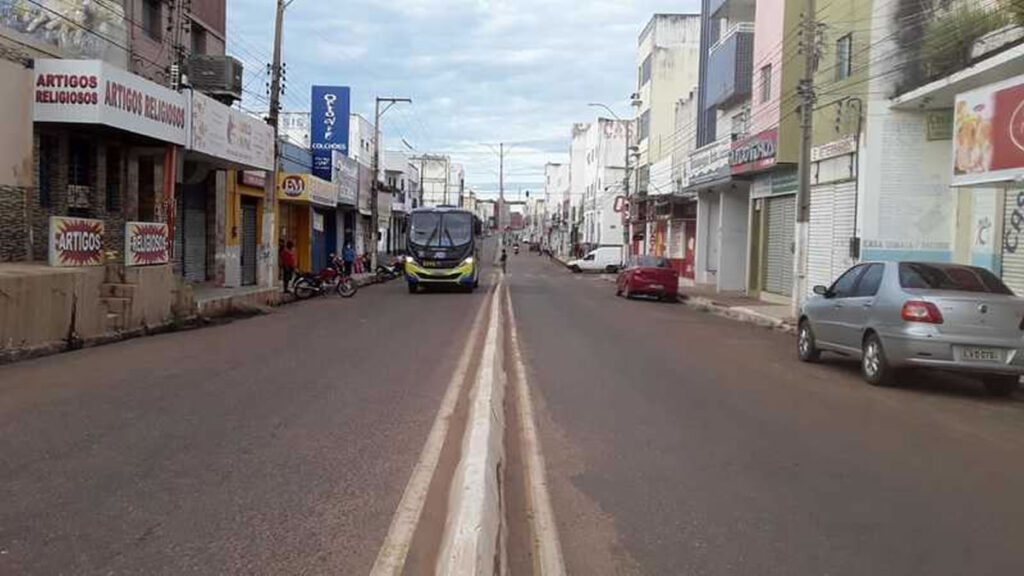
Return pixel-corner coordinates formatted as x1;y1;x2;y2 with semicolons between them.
369;274;497;576
504;287;567;576
435;279;507;575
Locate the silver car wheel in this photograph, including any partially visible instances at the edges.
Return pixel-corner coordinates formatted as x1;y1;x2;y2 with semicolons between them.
799;327;810;355
863;340;880;378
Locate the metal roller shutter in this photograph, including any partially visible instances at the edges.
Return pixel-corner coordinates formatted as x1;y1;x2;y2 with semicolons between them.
183;188;207;283
1002;190;1024;294
764;195;795;296
241;199;258;286
173;193;184;275
808;181;857;292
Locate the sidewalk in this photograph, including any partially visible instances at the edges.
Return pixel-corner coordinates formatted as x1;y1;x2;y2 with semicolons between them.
193;273;379;317
677;284;796;334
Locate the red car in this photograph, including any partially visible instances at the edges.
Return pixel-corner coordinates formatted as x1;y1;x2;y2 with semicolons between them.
616;256;679;301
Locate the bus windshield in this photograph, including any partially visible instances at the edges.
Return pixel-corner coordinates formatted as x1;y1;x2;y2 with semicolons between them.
410;212;473;247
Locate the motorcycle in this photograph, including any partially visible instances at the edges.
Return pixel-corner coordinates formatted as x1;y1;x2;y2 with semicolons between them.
513;244;520;255
375;258;403;283
293;255;357;299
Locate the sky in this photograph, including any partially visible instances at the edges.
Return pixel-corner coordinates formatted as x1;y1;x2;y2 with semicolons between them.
227;0;701;198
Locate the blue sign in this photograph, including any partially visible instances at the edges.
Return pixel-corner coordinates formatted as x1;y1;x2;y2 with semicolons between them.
311;85;351;181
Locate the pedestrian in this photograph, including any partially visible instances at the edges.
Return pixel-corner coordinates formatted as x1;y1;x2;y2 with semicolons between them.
500;248;508;273
342;243;356;276
280;240;296;293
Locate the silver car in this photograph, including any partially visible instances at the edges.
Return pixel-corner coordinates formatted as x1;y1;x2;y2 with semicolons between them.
798;261;1024;396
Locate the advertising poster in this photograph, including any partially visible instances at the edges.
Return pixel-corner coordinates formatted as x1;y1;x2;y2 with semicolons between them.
310;85;350;181
124;222;169;266
49;216;104;267
953;74;1024;186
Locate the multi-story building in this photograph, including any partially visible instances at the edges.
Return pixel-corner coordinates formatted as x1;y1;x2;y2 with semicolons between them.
687;0;755;292
384;150;420;253
416;154;452;207
578;119;627;252
544;162;571;257
733;0;802;303
633;13;701;258
569;124;588;255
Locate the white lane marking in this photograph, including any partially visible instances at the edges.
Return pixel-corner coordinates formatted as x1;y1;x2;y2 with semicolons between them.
369;273;497;576
504;287;567;575
435;278;507;575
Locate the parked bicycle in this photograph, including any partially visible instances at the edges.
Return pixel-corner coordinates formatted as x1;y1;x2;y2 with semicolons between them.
293;254;358;299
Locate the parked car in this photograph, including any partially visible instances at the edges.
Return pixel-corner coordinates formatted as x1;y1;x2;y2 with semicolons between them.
798;261;1024;395
616;255;679;301
567;246;622;273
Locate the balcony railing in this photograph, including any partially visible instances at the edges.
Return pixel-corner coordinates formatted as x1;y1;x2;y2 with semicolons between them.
708;0;756;21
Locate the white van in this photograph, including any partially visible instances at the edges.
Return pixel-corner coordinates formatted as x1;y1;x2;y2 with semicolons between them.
568;246;623;273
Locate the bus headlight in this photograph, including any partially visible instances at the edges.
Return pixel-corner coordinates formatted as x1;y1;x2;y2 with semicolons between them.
405;255;416;264
462;256;474;266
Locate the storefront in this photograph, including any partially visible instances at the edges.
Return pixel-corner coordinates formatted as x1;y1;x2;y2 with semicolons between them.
952;75;1024;293
687;136;749;291
731;128;799;300
277;173;338;273
30;59;187;262
334;152;359;253
185;90;274;286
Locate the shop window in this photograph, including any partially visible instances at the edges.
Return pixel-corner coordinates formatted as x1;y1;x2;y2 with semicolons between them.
106;147;122;213
143;0;163;41
38;134;57;208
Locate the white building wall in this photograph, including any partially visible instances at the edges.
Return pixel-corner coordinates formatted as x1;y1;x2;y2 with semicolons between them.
348;114;375;168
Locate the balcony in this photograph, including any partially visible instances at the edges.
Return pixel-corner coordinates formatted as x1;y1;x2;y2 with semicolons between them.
707;23;754;109
708;0;756;22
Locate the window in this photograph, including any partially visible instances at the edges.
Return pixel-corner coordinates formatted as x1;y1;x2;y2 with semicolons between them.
143;0;162;41
190;22;207;55
836;34;852;81
639;54;652;88
759;64;772;103
69;138;93;187
829;264;866;298
638;110;650;142
106;147;122;213
899;263;1013;294
853;264;884;297
731;111;748;140
38;134;57;208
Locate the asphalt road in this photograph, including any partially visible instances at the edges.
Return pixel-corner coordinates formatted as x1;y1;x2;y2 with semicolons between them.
0;265;495;575
506;254;1024;576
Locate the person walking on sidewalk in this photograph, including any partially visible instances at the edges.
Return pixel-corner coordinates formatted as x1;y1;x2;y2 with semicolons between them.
342;243;356;276
280;241;297;293
500;248;508;273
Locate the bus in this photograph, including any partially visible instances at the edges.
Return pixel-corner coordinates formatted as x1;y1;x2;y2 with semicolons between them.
404;206;482;293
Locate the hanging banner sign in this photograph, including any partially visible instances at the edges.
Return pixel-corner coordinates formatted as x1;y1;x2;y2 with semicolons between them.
311;86;351;181
49;216;104;267
124;221;169;266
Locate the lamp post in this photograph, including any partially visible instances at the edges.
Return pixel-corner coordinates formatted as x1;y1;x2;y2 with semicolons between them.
371;96;411;271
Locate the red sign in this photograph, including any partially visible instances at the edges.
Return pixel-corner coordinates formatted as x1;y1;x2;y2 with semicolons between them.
49;216;104;267
730;128;778;174
954;75;1024;185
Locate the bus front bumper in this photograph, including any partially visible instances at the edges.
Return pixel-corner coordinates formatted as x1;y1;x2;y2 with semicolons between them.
405;259;476;285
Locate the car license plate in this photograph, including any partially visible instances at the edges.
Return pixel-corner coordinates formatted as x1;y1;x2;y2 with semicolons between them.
961;347;1004;362
649;284;664;290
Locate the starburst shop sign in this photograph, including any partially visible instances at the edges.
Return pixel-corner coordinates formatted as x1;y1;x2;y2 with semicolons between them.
49;216;104;267
125;222;169;266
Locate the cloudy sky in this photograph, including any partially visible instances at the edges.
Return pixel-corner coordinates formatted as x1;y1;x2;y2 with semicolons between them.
228;0;700;198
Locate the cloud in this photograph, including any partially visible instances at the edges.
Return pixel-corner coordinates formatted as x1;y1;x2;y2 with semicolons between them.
228;0;701;196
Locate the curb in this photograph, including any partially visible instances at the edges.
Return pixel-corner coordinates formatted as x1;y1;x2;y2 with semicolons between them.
682;296;797;335
436;283;507;575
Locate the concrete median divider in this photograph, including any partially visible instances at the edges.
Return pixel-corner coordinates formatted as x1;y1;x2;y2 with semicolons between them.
436;282;507;575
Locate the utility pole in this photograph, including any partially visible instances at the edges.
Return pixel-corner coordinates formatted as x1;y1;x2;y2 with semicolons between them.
793;0;818;315
263;0;287;288
499;142;505;237
370;96;411;271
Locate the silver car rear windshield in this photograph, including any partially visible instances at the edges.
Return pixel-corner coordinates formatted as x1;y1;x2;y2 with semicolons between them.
899;263;1013;295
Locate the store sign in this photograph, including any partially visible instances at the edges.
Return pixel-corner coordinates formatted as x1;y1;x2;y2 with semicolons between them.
277;173;337;207
124;221;169;266
954;74;1024;186
191;91;273;171
811;134;858;162
310;86;351;181
33;59;188;145
927;110;953;141
333;151;358;206
730;129;778;174
49;216;104;267
239;171;266;188
689;137;732;186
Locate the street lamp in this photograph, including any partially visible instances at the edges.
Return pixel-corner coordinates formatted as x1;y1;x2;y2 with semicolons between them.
588;102;634;257
370;96;412;270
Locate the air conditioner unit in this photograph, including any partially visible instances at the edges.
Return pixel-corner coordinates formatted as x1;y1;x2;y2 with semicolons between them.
188;55;243;103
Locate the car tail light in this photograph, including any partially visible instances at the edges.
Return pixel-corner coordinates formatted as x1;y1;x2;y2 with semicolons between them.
901;300;944;324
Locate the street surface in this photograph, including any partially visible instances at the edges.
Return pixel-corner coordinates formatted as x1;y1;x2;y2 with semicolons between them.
506;254;1024;576
3;249;1024;575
